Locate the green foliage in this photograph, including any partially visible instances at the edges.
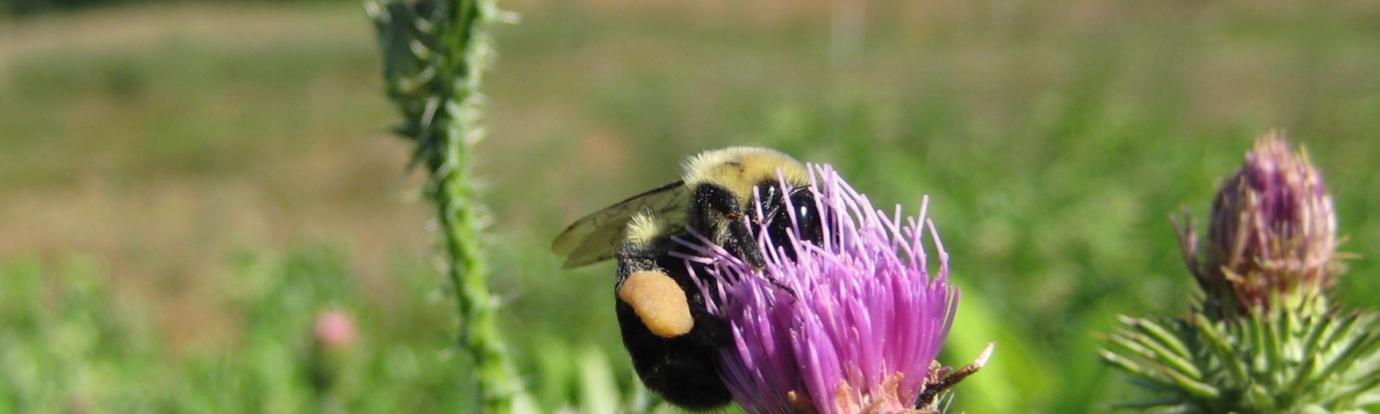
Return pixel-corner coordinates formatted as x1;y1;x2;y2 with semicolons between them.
0;249;478;413
0;258;162;412
1104;298;1380;413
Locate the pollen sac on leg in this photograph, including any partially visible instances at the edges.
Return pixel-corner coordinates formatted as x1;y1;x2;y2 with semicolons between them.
618;271;695;338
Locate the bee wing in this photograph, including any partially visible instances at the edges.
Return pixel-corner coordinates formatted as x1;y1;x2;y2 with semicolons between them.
552;180;690;268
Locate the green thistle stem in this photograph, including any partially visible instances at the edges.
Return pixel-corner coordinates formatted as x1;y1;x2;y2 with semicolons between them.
369;0;524;411
432;130;521;413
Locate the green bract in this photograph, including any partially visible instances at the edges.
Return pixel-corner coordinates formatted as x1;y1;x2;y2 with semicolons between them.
1105;297;1380;413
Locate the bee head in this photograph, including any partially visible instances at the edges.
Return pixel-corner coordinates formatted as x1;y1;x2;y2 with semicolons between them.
680;147;814;265
686;179;822;267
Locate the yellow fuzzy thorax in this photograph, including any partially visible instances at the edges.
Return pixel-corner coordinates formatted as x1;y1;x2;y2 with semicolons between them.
681;147;808;205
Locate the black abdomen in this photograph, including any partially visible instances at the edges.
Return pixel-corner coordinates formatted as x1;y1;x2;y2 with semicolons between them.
614;234;732;410
615;300;731;410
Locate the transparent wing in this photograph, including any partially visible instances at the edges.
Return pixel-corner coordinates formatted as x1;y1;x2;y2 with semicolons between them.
551;180;690;268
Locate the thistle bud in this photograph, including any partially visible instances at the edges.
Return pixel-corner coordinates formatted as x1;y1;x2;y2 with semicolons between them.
1184;133;1338;313
1110;134;1377;414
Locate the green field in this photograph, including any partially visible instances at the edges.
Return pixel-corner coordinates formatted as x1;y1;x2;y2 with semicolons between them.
3;1;1380;412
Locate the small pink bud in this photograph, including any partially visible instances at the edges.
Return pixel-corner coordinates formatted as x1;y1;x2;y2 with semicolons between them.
314;310;358;351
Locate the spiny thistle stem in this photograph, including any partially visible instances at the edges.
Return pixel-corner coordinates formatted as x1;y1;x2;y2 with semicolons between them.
368;0;524;411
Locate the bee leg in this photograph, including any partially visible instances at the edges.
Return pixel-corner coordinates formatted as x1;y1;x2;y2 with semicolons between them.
692;183;765;266
722;217;799;299
724;217;766;267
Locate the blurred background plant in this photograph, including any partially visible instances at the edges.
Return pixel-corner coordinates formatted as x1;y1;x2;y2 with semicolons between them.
3;0;1380;412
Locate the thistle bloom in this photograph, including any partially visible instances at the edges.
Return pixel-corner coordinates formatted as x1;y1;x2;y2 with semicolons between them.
681;165;958;414
1180;133;1338;312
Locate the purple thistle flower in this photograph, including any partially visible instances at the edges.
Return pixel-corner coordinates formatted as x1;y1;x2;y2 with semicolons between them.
678;165;959;414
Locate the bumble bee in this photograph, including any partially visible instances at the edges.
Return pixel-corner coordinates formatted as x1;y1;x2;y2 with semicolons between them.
551;147;822;410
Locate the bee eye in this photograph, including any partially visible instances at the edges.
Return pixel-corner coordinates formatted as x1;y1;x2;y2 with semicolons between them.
764;188;823;252
788;189;824;244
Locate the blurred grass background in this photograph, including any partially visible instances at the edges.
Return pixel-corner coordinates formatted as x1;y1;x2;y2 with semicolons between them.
3;0;1380;412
